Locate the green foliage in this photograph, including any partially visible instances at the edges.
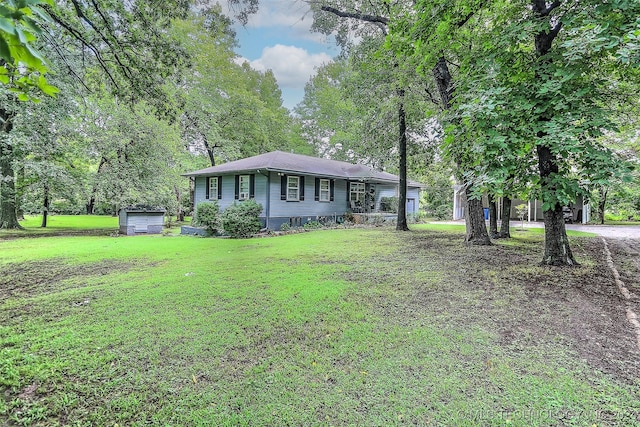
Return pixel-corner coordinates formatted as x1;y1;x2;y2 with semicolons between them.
45;0;191;116
173;12;311;165
0;0;57;99
296;41;437;173
397;0;640;212
279;222;291;231
419;161;455;218
380;196;398;213
303;220;323;230
221;200;263;238
194;202;221;236
434;204;452;220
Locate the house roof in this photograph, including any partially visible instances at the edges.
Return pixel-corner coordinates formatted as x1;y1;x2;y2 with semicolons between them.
183;151;425;187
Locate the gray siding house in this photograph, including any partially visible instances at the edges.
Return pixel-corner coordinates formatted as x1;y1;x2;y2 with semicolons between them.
184;151;424;230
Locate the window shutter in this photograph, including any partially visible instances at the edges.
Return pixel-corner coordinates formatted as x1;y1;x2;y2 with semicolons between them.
217;176;222;200
234;175;240;200
347;182;351;201
330;180;335;201
205;177;210;199
314;178;320;201
249;174;255;199
280;175;287;200
299;176;305;201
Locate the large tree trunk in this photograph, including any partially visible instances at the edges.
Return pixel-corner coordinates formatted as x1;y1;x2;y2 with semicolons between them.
85;197;95;215
498;197;512;238
433;56;489;244
396;92;409;231
537;145;576;265
488;194;498;238
41;183;50;228
541;206;576;266
16;165;25;220
532;0;575;266
0;150;21;229
174;184;184;222
203;135;216;167
463;187;491;245
86;157;108;214
598;186;607;225
0;107;22;230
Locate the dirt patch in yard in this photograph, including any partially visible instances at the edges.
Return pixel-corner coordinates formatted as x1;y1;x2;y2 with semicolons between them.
346;231;640;386
0;259;136;301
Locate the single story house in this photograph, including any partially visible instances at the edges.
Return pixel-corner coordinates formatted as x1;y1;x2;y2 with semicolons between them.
452;185;591;224
184;151;425;230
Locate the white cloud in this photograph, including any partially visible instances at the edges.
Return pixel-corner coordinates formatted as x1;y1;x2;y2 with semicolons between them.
249;44;332;88
245;1;307;27
222;0;328;44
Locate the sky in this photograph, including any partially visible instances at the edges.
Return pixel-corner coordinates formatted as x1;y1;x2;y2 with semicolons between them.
227;0;340;111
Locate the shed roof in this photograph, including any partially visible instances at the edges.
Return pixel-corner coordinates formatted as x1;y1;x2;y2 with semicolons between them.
183;151;425;187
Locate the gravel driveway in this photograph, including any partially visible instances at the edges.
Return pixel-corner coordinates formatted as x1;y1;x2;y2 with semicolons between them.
441;220;640;239
523;221;640;239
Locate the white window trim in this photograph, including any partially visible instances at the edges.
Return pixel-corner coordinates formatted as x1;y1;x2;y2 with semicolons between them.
239;175;250;200
287;176;300;201
209;177;218;199
319;179;330;202
350;182;366;202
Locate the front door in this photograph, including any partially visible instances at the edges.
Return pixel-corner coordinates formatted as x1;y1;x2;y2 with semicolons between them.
406;198;416;214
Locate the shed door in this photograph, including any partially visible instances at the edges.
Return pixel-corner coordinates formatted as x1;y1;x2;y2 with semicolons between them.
131;215;149;232
406;198;416;214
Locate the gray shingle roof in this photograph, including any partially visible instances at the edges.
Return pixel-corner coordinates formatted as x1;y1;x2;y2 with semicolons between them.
183;151;425;187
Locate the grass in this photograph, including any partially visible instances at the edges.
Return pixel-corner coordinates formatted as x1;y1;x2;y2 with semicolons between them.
0;225;637;426
18;215;119;230
0;215;192;238
600;220;640;226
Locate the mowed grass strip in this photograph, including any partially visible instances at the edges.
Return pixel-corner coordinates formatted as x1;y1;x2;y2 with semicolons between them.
1;227;637;426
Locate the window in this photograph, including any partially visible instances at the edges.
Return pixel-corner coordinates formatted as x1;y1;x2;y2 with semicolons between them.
209;177;218;200
319;179;330;202
350;182;366;203
239;175;250;200
287;176;300;201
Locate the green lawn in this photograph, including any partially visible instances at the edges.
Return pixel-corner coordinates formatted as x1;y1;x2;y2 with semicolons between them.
0;226;637;426
18;215;119;230
0;215;191;238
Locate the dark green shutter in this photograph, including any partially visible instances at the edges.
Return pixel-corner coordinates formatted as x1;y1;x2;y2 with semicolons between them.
281;175;287;200
217;176;222;200
314;178;320;201
249;174;255;199
330;180;335;201
205;177;210;199
299;176;305;201
234;175;239;200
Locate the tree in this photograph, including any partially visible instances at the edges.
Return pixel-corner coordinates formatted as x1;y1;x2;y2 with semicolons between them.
490;0;637;264
10;85;80;226
0;90;21;228
74;96;185;215
0;0;192;229
400;0;640;263
0;0;58;99
388;3;492;244
310;0;427;231
173;10;308;167
295;58;360;158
